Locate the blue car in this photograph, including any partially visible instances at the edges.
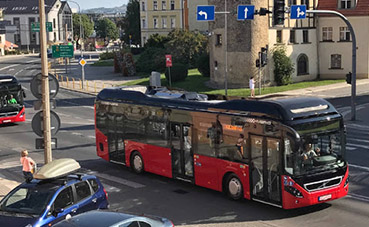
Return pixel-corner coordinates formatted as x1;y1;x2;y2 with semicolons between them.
0;159;109;227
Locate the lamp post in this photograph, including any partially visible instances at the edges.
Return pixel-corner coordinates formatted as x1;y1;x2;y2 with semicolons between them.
68;0;83;58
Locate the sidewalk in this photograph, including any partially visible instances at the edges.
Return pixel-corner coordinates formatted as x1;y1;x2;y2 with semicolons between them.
0;177;19;200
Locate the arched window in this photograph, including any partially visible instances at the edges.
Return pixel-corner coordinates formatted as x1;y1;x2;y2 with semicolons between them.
297;54;309;75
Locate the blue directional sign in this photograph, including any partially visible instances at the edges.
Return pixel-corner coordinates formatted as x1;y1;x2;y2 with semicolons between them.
197;5;215;21
237;5;255;20
291;5;307;19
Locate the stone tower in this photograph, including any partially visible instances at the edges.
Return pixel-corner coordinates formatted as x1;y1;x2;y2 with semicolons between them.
209;0;269;88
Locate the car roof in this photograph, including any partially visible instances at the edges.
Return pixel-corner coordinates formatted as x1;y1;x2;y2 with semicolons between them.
54;210;136;227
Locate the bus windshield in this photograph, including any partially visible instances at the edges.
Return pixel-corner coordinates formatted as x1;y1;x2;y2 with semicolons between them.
284;131;346;176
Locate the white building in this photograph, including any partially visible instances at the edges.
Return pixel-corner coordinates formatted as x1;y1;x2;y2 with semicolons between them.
0;0;72;51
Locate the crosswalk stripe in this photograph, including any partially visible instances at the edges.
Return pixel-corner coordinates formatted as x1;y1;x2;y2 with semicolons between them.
86;171;145;189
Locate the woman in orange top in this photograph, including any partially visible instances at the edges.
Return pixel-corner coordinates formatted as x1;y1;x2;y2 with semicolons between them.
20;150;35;182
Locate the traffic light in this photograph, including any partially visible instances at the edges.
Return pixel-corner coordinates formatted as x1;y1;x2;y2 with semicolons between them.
346;72;352;84
273;0;285;26
261;47;268;67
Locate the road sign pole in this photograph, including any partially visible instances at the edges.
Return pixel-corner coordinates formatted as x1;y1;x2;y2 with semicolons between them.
39;0;52;164
82;65;85;89
306;9;356;121
224;0;228;96
258;52;262;95
168;67;172;87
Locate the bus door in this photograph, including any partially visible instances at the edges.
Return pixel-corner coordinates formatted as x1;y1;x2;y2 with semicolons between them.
170;123;194;181
107;114;125;165
250;135;282;206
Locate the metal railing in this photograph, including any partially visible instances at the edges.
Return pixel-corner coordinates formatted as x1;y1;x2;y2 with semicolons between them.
55;74;115;94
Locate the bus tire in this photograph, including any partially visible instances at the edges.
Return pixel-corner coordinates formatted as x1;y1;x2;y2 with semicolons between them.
226;174;243;200
131;151;144;174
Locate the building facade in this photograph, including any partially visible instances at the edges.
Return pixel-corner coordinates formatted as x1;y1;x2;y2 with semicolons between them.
0;0;72;51
317;0;369;79
139;0;209;46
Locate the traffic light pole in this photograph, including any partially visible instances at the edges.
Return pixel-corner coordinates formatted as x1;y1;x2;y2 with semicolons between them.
307;10;356;121
38;0;52;163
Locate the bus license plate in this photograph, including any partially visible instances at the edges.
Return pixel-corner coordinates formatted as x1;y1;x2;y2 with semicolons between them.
3;120;11;123
318;194;332;201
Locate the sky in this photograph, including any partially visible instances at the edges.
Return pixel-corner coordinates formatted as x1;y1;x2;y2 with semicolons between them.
72;0;128;10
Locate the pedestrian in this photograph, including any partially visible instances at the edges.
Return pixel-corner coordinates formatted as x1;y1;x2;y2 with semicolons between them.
20;150;35;183
249;77;255;97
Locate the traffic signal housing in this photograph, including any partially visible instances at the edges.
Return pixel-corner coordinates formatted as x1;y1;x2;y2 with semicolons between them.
273;0;285;26
261;47;268;67
346;72;352;84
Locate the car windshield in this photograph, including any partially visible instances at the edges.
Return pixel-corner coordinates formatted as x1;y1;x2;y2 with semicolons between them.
284;131;346;176
0;186;56;216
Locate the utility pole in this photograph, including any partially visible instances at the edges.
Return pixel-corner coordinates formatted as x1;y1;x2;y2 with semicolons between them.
39;0;52;163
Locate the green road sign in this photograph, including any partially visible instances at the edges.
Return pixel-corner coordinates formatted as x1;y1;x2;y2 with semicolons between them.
52;45;74;58
31;22;53;32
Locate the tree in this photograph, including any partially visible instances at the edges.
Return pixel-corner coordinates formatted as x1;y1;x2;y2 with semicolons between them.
145;34;169;49
120;0;141;45
96;18;119;41
273;46;295;86
166;29;208;66
72;14;94;40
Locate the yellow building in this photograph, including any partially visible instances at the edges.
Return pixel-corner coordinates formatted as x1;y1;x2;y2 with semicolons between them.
140;0;184;46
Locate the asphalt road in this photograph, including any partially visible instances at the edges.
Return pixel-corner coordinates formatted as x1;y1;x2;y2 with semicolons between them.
1;55;369;227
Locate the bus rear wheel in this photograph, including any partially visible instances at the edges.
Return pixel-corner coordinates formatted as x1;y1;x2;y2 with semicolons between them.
131;152;144;174
226;174;243;200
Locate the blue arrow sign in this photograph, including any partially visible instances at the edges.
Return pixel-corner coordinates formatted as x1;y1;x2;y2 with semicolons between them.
197;5;215;21
237;5;255;20
291;5;307;19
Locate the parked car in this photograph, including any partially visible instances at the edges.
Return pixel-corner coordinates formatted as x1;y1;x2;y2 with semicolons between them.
0;159;109;227
54;210;174;227
39;49;52;58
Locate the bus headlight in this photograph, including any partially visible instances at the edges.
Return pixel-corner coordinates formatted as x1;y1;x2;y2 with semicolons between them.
285;186;304;198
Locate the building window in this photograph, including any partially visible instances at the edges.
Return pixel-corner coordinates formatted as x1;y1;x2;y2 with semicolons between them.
297;54;309;75
142;19;146;28
13;17;20;28
162;17;167;28
288;0;297;6
162;1;166;10
53;32;57;42
53;18;56;29
301;0;309;9
171;0;175;10
153;1;158;10
289;30;296;43
170;17;175;28
340;0;353;9
216;34;222;46
331;54;342;69
322;27;333;41
276;30;282;43
143;36;147;44
302;30;309;43
142;2;145;11
153;18;158;28
339;27;350;41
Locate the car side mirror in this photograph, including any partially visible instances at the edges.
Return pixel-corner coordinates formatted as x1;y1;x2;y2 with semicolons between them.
52;208;64;217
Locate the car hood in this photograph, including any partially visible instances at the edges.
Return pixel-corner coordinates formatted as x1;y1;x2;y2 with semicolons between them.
0;213;39;227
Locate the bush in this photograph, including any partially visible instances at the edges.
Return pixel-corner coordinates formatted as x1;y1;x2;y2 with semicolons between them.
131;47;144;55
136;47;167;74
197;53;210;77
165;63;188;83
99;52;115;60
273;46;294;86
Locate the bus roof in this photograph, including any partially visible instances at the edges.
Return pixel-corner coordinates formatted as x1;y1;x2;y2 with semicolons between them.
96;87;340;122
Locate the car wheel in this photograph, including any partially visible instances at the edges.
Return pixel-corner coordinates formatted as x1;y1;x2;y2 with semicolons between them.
131;152;144;174
226;174;243;200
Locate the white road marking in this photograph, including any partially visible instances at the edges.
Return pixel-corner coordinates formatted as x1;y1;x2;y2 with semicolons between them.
350;164;369;172
71;132;82;136
0;64;18;71
87;171;145;189
101;183;121;193
8;68;14;72
88;135;95;139
348;193;369;203
0;161;21;169
26;59;40;63
347;138;369;144
345;146;356;151
14;69;24;77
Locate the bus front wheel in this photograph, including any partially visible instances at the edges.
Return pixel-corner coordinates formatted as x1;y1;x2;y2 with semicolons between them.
226;174;243;200
131;152;144;174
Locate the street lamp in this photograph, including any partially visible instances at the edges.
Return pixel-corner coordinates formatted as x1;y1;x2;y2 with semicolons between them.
67;0;83;58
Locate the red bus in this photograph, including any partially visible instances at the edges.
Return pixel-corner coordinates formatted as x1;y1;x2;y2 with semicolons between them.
0;75;26;124
95;86;348;209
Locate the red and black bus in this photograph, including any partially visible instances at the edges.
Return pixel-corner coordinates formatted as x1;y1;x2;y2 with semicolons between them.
0;75;26;124
95;86;348;209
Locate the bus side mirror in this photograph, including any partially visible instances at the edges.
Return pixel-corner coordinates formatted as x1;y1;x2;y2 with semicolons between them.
23;90;26;98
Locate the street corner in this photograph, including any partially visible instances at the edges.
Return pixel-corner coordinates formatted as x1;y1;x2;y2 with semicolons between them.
0;177;20;199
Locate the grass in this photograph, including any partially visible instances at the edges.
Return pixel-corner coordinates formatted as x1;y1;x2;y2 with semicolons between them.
92;59;114;67
123;69;345;97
